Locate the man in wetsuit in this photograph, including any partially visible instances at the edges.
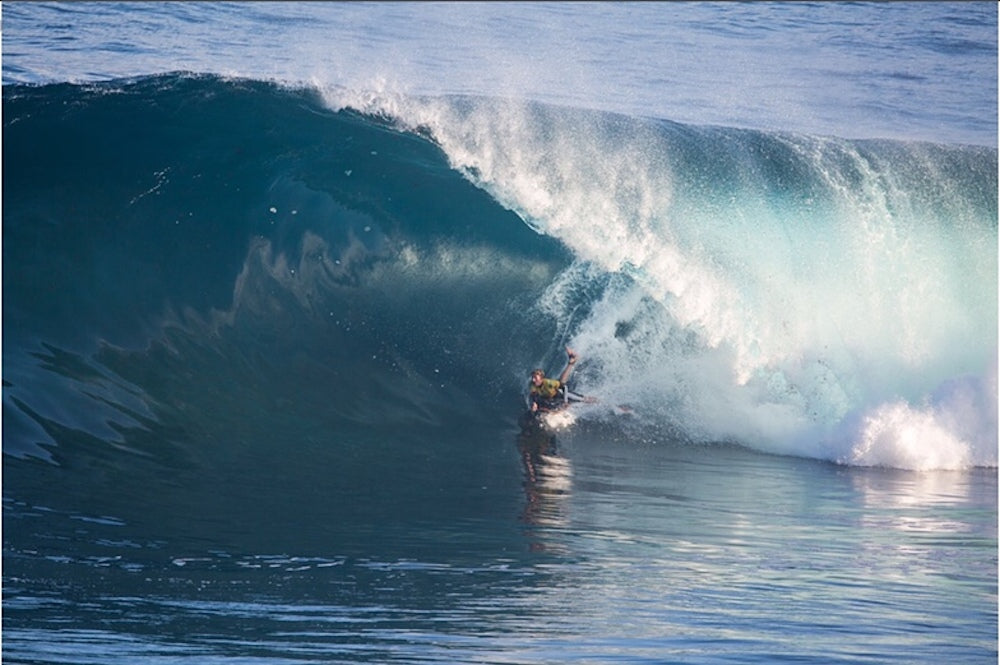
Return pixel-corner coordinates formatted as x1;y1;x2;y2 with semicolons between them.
528;346;578;413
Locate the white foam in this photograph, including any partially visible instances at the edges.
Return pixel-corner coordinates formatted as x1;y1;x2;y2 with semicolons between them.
847;401;970;470
541;409;577;431
839;366;1000;471
318;90;997;470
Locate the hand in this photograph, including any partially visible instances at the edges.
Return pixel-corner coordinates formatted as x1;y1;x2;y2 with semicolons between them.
566;346;577;363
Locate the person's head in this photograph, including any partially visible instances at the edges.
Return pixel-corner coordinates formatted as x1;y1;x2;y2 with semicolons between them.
530;369;545;386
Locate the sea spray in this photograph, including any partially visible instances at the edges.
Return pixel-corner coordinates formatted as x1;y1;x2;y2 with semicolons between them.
322;89;998;469
4;76;994;471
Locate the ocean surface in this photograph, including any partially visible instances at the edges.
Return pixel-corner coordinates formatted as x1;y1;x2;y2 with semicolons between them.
3;3;997;663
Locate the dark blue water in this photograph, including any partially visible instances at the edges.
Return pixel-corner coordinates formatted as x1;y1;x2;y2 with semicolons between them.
3;2;996;147
3;4;997;664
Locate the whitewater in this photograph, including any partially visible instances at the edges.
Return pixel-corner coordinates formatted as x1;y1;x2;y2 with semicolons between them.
325;88;998;470
3;3;997;665
8;1;994;470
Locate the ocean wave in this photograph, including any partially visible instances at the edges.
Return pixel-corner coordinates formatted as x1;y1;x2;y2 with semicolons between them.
4;73;996;470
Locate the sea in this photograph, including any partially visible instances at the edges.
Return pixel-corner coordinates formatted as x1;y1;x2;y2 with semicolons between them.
2;2;997;663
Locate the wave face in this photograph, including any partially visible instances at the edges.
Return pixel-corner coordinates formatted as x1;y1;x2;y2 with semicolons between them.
4;74;997;472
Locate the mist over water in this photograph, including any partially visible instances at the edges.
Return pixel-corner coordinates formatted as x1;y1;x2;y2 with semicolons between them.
320;88;997;470
2;5;996;663
3;74;995;474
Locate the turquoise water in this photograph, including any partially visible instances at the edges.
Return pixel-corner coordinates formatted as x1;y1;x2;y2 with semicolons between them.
3;4;997;663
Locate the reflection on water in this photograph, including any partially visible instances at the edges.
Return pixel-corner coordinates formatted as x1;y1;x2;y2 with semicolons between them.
517;415;572;549
5;419;996;665
852;467;995;532
852;467;977;507
848;467;997;585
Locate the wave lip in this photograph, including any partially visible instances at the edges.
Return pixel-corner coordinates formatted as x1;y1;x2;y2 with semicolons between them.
3;74;997;472
323;88;998;470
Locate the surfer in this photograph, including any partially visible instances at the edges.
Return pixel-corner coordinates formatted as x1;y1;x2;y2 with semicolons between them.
528;346;578;413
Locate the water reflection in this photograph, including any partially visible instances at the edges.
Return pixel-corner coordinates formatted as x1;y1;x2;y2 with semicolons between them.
848;467;997;585
517;415;572;550
850;467;984;507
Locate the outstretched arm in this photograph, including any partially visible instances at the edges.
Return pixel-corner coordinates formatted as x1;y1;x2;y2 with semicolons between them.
558;346;578;384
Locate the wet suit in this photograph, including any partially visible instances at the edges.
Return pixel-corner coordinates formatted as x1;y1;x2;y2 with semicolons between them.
528;347;579;413
529;377;567;412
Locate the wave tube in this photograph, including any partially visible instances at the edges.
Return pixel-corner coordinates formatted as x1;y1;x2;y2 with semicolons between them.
325;90;998;470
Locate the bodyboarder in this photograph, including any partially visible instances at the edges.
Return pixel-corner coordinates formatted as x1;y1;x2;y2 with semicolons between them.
528;346;579;413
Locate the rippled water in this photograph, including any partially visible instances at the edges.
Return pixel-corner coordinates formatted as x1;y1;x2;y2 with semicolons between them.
6;424;995;664
3;4;996;664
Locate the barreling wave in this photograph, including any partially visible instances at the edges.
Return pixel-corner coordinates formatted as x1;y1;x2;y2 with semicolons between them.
4;73;996;472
